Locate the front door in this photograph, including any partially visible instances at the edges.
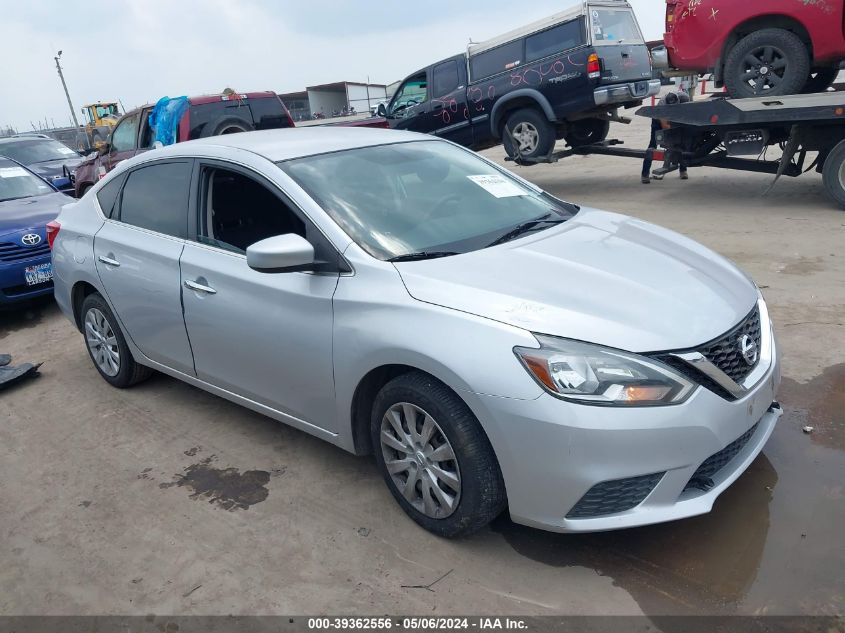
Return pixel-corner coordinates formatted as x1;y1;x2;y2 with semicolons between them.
386;70;432;134
179;162;339;431
93;159;195;375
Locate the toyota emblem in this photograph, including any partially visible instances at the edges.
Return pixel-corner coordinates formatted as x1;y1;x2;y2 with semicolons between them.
739;334;758;366
21;233;41;246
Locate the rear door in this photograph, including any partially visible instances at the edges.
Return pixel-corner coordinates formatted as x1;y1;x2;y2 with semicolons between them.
93;159;195;375
430;57;473;147
588;4;653;85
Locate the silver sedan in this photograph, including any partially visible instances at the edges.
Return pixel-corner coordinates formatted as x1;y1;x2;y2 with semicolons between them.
49;127;781;536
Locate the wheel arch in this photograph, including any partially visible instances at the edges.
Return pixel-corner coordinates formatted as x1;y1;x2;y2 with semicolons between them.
71;280;102;332
490;90;556;139
716;14;813;83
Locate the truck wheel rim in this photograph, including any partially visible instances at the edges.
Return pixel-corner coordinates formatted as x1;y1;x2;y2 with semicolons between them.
380;402;462;519
85;308;120;377
512;122;540;153
741;46;787;95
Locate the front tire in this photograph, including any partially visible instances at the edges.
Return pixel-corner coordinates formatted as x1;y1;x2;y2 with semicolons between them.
81;293;153;388
724;28;810;98
502;108;556;160
371;372;506;538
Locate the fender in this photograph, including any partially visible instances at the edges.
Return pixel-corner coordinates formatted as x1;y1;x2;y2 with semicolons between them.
490;89;557;138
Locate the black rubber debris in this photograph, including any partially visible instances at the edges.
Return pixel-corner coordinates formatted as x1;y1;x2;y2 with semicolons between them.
0;353;41;391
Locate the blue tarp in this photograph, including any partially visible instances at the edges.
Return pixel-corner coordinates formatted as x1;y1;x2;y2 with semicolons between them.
148;96;190;147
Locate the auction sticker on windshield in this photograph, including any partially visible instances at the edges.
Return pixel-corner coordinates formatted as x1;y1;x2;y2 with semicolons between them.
24;263;53;286
0;167;29;178
467;174;527;198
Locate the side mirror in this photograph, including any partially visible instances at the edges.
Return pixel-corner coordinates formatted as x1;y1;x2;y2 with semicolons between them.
247;234;315;272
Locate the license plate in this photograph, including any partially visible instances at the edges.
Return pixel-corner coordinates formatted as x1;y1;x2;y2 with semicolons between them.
24;262;53;286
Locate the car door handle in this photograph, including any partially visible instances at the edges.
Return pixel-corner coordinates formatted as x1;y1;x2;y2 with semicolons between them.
97;255;120;267
184;279;217;295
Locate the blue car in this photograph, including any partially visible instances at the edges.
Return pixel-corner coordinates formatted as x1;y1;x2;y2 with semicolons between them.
0;157;70;305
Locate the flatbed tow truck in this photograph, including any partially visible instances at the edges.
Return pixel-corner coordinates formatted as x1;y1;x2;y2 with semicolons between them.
506;92;845;209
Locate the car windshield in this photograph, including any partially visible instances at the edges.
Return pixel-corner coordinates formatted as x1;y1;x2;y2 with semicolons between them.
0;161;54;202
0;139;79;164
279;140;577;260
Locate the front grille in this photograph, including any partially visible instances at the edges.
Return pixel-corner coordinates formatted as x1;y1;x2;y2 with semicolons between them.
567;472;664;519
700;307;761;383
684;421;760;492
0;241;50;263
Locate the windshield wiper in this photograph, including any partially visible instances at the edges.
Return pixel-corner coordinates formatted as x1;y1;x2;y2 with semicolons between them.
388;251;460;263
486;215;565;248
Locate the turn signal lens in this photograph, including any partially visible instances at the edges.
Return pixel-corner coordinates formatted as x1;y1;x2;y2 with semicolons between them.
587;53;601;79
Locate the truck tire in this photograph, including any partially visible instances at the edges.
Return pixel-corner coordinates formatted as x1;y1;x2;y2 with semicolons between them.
724;28;810;98
802;67;839;94
199;116;254;138
502;108;556;160
565;118;610;148
821;139;845;209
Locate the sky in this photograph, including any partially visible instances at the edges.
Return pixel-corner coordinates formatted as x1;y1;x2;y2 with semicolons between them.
0;0;664;132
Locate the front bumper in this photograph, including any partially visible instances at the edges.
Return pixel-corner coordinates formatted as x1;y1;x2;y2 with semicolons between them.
466;335;781;532
594;79;661;106
0;255;54;305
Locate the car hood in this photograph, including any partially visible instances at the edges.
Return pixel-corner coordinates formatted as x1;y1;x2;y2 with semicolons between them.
27;157;83;179
0;192;69;238
394;209;758;353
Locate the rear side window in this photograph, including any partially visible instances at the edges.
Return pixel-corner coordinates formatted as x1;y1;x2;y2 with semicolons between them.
470;40;523;81
432;60;460;97
249;96;293;130
117;161;192;237
188;101;254;140
96;173;125;218
526;19;585;62
590;9;642;44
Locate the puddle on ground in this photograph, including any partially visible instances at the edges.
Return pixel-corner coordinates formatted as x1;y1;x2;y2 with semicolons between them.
492;365;845;618
0;297;55;341
778;364;845;451
158;455;270;511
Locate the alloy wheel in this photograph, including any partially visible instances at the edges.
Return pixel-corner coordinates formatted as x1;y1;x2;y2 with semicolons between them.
84;307;120;377
512;122;540;153
740;46;788;95
379;402;462;519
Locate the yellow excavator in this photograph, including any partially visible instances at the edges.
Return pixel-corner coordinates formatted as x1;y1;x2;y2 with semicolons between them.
80;101;121;148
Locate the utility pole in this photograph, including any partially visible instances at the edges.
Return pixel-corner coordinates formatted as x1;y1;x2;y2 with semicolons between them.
54;51;80;129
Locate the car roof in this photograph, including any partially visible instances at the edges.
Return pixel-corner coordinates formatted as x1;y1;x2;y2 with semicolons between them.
149;127;432;162
0;136;56;145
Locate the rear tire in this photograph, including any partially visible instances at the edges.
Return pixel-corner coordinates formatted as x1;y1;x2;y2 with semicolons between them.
371;372;506;538
502;108;556;160
565;118;610;148
822;140;845;209
724;28;810;98
80;293;153;388
802;67;839;93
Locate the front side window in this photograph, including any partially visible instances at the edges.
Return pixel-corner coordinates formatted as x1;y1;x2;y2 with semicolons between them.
590;8;642;44
0;160;53;202
389;73;428;117
280;140;577;261
526;19;585;62
110;114;139;152
117;161;191;237
432;60;460;97
198;167;305;253
470;40;523;81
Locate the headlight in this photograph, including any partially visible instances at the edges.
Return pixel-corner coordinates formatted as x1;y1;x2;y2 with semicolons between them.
514;335;696;406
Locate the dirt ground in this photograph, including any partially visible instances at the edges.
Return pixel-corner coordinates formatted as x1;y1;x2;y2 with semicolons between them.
1;113;843;621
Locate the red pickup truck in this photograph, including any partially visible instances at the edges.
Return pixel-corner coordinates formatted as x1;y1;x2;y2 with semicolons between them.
660;0;845;98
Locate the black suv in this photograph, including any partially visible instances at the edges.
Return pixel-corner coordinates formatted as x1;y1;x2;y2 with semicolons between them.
385;1;659;159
